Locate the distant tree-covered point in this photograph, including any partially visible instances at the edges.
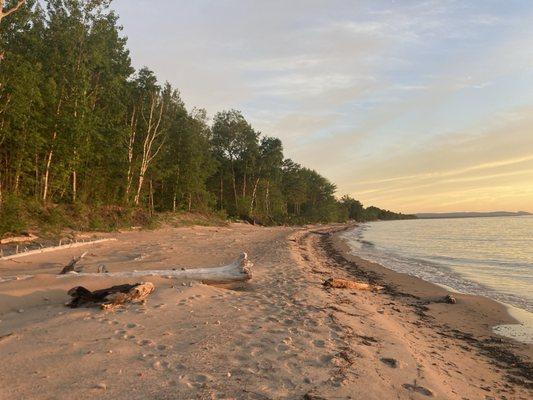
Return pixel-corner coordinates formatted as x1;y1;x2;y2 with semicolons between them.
0;0;412;235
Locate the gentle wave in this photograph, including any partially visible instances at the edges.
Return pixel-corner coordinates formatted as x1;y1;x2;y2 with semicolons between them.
342;216;533;313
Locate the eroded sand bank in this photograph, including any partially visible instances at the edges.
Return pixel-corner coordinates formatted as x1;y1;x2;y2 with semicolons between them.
0;223;531;399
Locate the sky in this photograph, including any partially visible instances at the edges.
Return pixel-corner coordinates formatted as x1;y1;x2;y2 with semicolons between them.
111;0;533;214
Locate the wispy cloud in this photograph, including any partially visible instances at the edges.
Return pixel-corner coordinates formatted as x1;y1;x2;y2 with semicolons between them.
113;0;533;212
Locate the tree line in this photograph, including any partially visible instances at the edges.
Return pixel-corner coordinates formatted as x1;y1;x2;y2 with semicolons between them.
0;0;413;234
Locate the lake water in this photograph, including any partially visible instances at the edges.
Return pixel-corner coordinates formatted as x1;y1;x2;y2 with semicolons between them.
342;216;533;342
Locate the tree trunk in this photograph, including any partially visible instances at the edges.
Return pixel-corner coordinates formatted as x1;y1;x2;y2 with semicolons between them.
134;170;145;206
230;161;237;210
72;170;77;203
134;93;164;206
42;139;55;202
242;170;247;199
13;158;21;194
265;180;270;216
249;177;260;217
219;173;223;210
43;94;63;203
124;106;137;203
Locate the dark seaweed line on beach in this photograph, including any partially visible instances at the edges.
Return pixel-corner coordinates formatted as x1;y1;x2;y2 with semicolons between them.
317;224;533;389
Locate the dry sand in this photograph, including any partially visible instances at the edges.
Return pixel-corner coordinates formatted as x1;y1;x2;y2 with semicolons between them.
0;223;531;399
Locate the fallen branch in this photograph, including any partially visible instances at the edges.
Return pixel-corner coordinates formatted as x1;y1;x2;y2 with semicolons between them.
0;332;14;343
323;277;383;291
66;282;155;310
59;252;87;274
0;275;32;283
0;233;38;244
60;252;253;284
0;238;117;260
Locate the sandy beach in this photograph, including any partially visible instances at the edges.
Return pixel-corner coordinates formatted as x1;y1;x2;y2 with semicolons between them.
0;223;531;399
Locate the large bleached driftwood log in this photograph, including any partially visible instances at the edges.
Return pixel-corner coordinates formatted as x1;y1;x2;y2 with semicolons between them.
0;238;117;261
67;282;155;310
59;253;253;284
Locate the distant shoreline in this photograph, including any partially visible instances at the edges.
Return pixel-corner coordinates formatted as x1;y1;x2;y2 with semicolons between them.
416;211;532;219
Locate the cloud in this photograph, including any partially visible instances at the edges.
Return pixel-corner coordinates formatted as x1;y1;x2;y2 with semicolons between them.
343;108;533;212
112;0;533;213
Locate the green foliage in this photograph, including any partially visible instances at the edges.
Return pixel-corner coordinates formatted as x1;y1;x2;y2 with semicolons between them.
0;0;412;234
338;196;416;222
0;195;27;235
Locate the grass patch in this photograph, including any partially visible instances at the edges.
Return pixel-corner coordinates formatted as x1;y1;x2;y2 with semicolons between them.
0;197;227;239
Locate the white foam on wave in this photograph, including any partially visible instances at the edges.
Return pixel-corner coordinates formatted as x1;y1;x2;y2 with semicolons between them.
493;304;533;344
342;223;533;343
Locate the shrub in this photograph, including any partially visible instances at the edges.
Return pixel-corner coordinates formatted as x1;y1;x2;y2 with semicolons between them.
0;195;27;235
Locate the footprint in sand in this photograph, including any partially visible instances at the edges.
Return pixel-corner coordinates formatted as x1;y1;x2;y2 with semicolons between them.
139;352;156;360
277;343;290;352
175;363;187;371
180;374;211;388
381;357;400;368
152;360;170;370
138;339;155;347
403;383;433;397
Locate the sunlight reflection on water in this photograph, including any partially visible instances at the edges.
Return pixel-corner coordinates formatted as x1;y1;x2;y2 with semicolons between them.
343;216;533;341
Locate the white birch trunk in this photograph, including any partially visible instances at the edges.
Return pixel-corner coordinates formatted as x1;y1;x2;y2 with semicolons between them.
134;93;165;206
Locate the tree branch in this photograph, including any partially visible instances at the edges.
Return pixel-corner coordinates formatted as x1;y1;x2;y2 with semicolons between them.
0;0;25;20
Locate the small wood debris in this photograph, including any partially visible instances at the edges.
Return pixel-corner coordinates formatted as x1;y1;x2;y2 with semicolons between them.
323;277;383;291
444;294;457;304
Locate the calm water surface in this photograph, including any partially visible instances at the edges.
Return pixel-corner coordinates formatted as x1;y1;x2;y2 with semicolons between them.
343;216;533;313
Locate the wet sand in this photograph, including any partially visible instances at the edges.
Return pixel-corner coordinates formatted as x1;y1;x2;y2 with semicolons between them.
0;223;531;399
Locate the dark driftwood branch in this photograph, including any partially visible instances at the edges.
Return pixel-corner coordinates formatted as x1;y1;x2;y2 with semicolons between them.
66;282;155;310
59;252;87;274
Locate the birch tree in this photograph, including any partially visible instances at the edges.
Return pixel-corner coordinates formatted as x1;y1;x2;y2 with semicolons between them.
131;69;166;206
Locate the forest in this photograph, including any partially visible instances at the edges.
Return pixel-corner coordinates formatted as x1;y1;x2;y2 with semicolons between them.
0;0;414;235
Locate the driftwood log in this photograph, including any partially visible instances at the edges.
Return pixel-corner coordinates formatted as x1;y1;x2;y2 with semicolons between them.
67;282;155;310
0;238;116;261
323;277;383;291
60;253;253;284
